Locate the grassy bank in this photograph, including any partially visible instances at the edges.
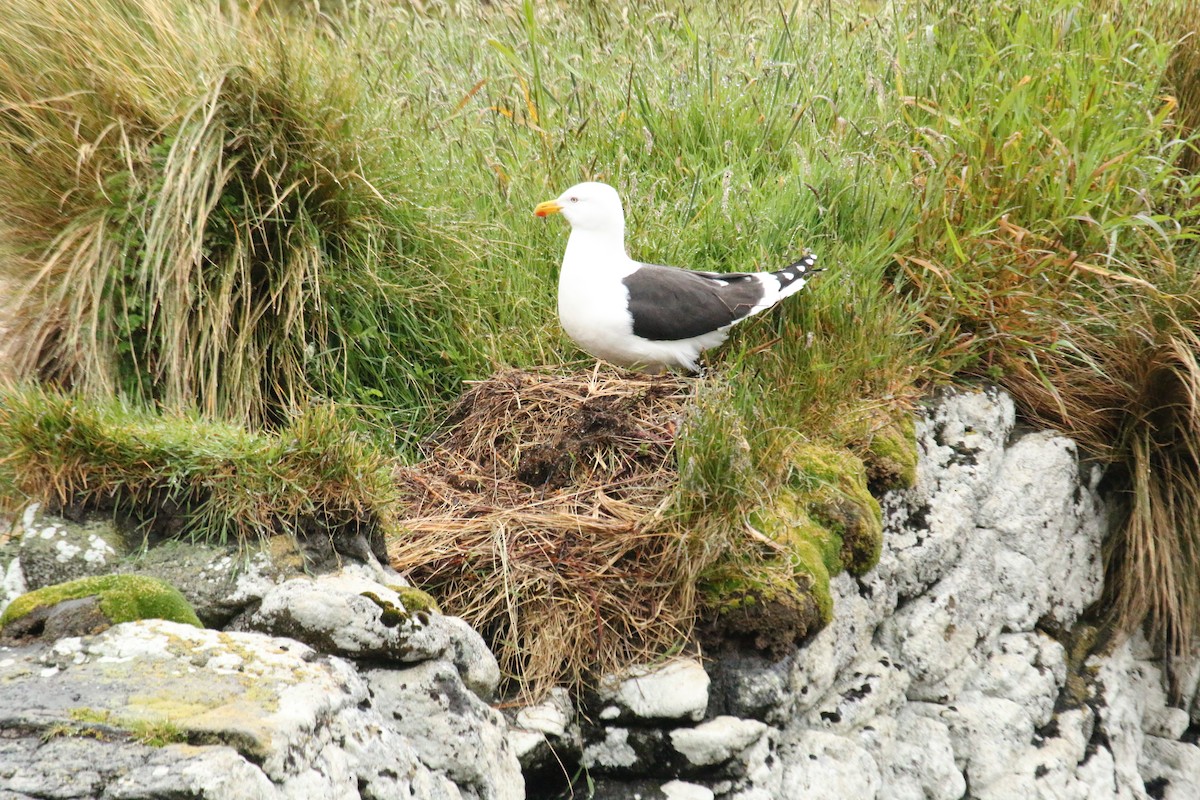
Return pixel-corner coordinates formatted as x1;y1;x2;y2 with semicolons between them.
3;0;1200;683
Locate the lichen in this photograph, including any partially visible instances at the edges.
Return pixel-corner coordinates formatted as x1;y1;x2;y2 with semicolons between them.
0;574;202;629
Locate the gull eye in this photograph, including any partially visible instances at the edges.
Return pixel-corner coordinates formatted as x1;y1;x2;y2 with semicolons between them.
568;196;579;203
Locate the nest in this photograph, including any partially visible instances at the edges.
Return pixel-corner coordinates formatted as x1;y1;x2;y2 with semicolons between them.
388;367;701;699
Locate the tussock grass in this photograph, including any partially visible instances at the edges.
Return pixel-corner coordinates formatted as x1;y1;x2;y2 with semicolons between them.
0;384;397;548
0;0;483;442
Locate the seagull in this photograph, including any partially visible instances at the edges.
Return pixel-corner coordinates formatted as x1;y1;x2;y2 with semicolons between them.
534;181;820;373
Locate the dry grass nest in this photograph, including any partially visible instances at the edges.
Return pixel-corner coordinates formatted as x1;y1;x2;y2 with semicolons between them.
388;367;704;700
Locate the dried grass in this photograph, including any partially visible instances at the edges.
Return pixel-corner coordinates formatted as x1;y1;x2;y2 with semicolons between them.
387;367;706;700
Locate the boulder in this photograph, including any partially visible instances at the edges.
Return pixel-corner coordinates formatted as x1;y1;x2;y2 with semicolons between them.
232;569;501;699
0;619;467;799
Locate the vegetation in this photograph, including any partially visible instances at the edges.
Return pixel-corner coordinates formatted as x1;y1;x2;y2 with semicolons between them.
2;0;1200;688
66;707;188;747
0;574;202;629
0;386;396;546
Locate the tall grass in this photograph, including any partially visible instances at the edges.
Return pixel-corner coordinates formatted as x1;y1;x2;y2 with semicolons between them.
3;0;1200;678
0;0;489;444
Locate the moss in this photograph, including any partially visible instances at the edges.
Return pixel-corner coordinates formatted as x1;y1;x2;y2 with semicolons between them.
390;585;441;616
786;444;883;576
696;551;829;658
749;493;844;578
0;574;202;629
696;443;885;656
697;493;838;656
360;591;408;628
861;415;919;492
361;586;439;627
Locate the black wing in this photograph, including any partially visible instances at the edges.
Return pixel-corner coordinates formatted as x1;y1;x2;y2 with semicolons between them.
622;264;765;341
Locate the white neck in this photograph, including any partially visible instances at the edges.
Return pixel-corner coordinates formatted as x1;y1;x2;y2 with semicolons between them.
563;226;628;270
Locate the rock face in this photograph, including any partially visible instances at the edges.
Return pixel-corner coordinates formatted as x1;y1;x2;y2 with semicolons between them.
0;573;521;799
523;388;1200;799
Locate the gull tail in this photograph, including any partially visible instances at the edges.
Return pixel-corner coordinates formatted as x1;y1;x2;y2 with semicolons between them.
748;253;822;315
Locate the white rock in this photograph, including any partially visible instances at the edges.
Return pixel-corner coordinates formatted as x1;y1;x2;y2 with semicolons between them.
597;658;710;722
972;708;1097;800
670;716;768;766
927;695;1036;789
364;661;522;800
1144;707;1191;740
799;648;910;732
876;710;964;800
514;687;572;738
1140;737;1200;800
661;779;716;800
1093;635;1161;798
0;557;27;618
238;572;500;699
978;432;1106;629
779;730;881;800
968;633;1066;728
785;574;886;720
582;727;638;770
875;389;1015;600
507;686;577;765
0;619;466;799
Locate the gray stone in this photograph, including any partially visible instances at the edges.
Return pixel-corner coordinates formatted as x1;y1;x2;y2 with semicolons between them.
668;716;768;767
507;687;582;778
582;727;650;772
116;539;290;627
1139;736;1200;800
0;556;27;618
778;730;881;800
875;711;964;800
364;661;523;800
10;504;124;590
798;647;909;732
661;780;715;800
0;619;466;799
235;570;500;699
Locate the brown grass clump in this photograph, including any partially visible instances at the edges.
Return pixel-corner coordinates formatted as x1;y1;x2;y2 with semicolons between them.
387;368;702;699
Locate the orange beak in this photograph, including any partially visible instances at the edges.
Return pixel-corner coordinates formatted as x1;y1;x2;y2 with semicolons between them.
534;200;562;218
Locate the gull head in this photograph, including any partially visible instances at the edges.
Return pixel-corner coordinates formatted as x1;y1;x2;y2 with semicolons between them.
534;181;625;236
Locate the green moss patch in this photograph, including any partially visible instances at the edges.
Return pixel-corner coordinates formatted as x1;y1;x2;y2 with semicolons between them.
390;586;441;616
0;574;202;630
786;444;883;576
697;444;883;655
697;559;828;659
859;415;919;493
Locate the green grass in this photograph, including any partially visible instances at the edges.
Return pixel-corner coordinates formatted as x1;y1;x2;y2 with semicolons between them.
3;0;1200;677
0;385;397;547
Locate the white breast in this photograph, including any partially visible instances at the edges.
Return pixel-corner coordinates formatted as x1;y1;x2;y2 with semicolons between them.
556;233;642;365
